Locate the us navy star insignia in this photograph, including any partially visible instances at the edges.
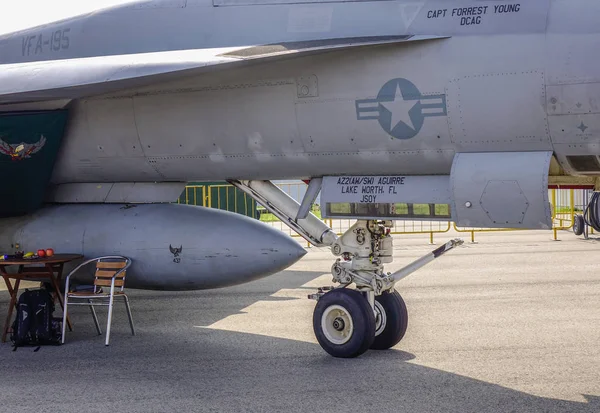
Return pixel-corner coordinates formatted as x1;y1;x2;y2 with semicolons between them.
380;83;418;132
355;78;447;140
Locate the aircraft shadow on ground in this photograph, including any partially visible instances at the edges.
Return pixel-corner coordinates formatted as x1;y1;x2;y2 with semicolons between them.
0;328;597;412
0;270;598;412
0;268;325;328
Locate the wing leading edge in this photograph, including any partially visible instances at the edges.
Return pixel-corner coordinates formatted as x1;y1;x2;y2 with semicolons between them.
0;35;448;104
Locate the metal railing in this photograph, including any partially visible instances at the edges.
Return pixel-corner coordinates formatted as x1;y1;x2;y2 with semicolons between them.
207;184;258;217
551;188;576;239
177;185;207;207
177;183;259;218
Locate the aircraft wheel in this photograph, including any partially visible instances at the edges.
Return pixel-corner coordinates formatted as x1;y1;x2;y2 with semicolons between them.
313;289;375;358
370;290;408;350
573;214;584;236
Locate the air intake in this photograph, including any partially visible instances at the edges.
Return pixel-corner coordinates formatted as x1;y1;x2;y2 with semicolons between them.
566;156;600;172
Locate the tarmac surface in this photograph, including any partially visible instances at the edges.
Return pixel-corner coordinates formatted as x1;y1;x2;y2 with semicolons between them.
0;228;599;412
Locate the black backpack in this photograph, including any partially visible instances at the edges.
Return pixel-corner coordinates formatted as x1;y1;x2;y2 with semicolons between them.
10;288;62;351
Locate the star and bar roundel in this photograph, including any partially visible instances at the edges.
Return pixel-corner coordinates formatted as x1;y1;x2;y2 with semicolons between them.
355;78;447;140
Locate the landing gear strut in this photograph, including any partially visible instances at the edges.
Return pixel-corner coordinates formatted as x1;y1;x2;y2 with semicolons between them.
227;180;463;358
309;220;462;358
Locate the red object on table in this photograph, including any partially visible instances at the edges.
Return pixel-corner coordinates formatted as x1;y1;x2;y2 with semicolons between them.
37;249;46;257
0;253;83;343
45;249;54;257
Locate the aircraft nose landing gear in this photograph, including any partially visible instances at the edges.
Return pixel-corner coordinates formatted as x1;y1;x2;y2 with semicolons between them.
226;181;463;358
310;220;463;358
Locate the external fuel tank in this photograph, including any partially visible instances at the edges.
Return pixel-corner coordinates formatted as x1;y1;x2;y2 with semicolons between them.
0;203;306;290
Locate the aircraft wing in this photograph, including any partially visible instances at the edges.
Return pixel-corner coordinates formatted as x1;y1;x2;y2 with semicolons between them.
0;35;446;104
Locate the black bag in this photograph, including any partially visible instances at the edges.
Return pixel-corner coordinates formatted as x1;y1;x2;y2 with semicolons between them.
10;288;62;351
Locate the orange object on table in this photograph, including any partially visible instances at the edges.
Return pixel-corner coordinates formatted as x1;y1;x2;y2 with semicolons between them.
0;254;83;343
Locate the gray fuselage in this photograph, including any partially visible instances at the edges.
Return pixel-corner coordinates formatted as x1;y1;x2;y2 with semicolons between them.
1;0;597;184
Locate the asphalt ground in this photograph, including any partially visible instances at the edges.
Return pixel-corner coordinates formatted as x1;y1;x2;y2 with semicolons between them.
0;229;598;412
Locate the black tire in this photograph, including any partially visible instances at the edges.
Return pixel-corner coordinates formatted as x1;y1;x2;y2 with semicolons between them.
370;290;408;350
573;214;584;236
313;289;375;358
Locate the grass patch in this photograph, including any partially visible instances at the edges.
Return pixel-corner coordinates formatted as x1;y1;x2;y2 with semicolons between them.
259;207;321;222
554;207;582;214
395;203;450;216
325;203;451;218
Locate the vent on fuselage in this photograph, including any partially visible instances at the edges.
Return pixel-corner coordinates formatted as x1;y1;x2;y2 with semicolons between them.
567;155;600;172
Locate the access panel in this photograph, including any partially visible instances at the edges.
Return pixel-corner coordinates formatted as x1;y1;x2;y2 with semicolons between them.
450;151;553;229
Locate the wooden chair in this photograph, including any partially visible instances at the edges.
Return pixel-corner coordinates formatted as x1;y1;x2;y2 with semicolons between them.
61;256;134;346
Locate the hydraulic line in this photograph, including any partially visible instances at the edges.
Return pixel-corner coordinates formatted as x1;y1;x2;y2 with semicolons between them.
583;192;600;232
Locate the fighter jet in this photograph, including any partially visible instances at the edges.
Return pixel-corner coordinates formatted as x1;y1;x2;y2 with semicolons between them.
0;0;598;357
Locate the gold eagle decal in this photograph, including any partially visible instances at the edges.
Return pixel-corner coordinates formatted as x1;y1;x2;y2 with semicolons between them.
0;135;46;161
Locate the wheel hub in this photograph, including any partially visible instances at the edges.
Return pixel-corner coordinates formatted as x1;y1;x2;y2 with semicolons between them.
333;317;345;331
321;305;354;345
374;300;387;337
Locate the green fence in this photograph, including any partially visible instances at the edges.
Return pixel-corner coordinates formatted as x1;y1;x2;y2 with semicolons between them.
177;182;260;219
